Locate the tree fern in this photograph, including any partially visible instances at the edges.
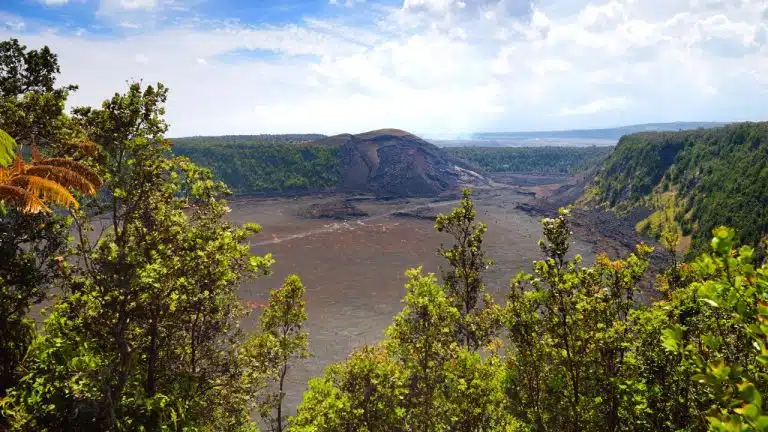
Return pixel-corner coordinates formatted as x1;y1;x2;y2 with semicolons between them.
0;147;101;213
5;173;78;210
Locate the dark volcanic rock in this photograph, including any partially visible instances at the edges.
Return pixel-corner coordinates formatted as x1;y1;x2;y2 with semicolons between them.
310;129;480;197
393;206;439;221
297;200;368;220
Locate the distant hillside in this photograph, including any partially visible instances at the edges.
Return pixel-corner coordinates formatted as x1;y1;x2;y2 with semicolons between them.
172;130;485;197
473;122;728;142
308;129;479;197
583;121;768;255
444;146;612;175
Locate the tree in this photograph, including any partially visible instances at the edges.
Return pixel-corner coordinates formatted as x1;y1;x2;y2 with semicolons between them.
2;82;274;431
0;38;61;97
0;38;78;149
290;268;517;432
290;345;406;432
505;207;652;431
247;274;309;432
435;188;500;350
385;268;460;431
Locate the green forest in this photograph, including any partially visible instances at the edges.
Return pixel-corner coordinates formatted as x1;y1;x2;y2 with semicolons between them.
172;136;341;194
4;38;768;432
588;123;768;255
445;146;613;175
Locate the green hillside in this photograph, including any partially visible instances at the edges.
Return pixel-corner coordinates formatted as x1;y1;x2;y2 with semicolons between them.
445;146;612;174
172;135;341;194
586;121;768;254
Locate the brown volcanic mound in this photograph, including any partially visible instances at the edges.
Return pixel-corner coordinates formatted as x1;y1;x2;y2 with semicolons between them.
310;129;476;197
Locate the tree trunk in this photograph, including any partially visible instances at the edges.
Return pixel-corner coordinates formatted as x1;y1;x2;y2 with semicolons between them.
146;317;158;397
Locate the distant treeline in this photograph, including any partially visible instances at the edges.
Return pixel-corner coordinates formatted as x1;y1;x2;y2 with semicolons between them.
472;122;728;141
590;121;768;254
445;146;613;175
172;135;341;194
173;134;326;146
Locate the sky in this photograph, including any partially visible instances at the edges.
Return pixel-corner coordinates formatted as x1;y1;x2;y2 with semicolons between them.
0;0;767;138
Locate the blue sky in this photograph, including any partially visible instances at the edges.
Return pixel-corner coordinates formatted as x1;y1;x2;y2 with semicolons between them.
1;0;767;137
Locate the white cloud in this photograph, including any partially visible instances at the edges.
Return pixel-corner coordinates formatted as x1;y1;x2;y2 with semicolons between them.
40;0;70;5
330;0;366;7
114;0;157;10
1;0;767;137
96;0;177;26
560;97;630;116
4;20;25;32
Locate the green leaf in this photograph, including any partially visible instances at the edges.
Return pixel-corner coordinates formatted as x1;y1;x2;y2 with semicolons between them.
0;128;16;167
703;334;723;351
735;403;759;420
738;382;760;405
661;326;683;352
692;374;718;386
754;416;768;431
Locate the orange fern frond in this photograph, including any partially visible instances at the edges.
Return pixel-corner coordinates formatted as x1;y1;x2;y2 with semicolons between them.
36;158;102;189
31;144;43;163
0;184;50;213
12;155;25;173
25;165;98;195
0;167;14;184
7;175;79;210
0;148;101;213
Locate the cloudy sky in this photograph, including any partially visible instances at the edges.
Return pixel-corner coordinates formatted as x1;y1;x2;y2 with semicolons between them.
1;0;767;137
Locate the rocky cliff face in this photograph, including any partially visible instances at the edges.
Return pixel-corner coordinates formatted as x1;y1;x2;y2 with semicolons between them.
310;129;481;197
